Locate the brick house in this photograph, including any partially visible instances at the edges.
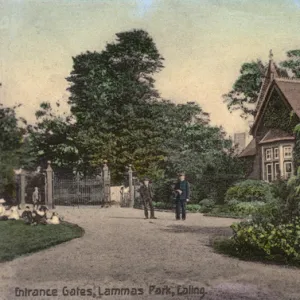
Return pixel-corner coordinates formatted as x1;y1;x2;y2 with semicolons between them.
239;53;300;182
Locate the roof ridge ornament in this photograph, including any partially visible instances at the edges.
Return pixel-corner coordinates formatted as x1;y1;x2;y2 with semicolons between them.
269;49;273;61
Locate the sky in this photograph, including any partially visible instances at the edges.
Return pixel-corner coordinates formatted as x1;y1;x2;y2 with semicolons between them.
1;0;300;141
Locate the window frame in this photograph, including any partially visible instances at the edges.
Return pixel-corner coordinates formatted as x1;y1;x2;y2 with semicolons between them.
266;163;273;182
274;162;280;179
284;161;293;179
283;146;292;159
265;148;272;161
274;148;279;159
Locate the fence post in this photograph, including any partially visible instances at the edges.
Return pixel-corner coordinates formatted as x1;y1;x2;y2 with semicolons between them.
103;160;110;203
128;164;134;207
46;161;53;209
20;169;26;209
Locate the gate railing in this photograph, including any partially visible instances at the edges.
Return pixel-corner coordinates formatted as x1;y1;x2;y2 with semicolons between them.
15;161;111;209
53;176;104;206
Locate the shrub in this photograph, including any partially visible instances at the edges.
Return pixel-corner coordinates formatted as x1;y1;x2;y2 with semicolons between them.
230;217;300;261
199;198;215;207
225;179;274;203
230;201;265;216
199;198;215;213
152;201;173;210
251;199;282;225
186;204;201;212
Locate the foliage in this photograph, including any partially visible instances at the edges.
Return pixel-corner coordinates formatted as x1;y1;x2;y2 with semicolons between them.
152;201;173;210
224;49;300;119
198;198;215;213
0;220;84;262
251;199;282;225
262;92;299;133
186;204;201;212
230;217;300;262
206;201;272;219
223;60;265;119
0;102;26;199
151;201;201;212
22;29;246;198
225;179;274;203
66;29;167;181
23;101;80;173
280;49;300;78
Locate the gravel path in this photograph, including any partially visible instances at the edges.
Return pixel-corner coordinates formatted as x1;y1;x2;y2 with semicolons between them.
1;206;300;300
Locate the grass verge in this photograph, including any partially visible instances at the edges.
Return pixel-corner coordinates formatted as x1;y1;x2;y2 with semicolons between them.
0;220;84;262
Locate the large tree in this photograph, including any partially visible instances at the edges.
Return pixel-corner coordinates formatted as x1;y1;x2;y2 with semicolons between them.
0;101;25;198
66;29;169;181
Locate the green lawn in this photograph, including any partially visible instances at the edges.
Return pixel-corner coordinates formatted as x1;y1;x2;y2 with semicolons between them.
0;220;84;262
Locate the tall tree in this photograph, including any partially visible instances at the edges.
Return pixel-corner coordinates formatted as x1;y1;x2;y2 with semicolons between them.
0;101;25;198
280;50;300;78
66;29;167;181
23;101;79;173
223;60;265;119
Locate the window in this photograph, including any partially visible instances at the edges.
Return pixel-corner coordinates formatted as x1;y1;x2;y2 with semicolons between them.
266;163;273;182
284;146;292;159
265;149;272;161
274;148;279;159
284;162;292;179
274;163;280;179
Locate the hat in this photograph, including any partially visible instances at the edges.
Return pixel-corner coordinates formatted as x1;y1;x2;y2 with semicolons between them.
0;199;6;204
39;206;48;211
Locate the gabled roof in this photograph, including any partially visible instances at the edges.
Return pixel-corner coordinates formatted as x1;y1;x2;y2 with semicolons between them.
258;128;295;144
238;139;256;157
255;55;280;114
250;60;300;134
275;79;300;118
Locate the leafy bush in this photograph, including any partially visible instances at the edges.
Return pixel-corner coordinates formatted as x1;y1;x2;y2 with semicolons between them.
227;199;240;207
231;201;265;216
230;217;300;261
251;199;282;225
199;198;215;207
186;204;201;212
199;198;215;213
152;201;173;210
225;179;274;203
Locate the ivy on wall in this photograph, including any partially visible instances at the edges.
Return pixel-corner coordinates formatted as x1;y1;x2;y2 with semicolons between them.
294;124;300;169
263;91;299;134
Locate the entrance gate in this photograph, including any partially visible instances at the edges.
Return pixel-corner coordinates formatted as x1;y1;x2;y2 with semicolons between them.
53;175;104;206
53;162;110;206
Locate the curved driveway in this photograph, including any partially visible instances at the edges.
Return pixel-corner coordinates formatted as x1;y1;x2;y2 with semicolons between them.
1;206;300;300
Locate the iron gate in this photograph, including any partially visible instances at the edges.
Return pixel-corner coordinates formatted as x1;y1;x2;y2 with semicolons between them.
53;174;104;206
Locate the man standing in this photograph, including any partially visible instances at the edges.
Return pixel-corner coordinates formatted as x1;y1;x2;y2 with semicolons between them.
174;172;190;220
139;177;156;219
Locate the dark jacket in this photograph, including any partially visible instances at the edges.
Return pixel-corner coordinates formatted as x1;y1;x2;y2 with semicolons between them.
139;184;154;201
174;180;190;200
